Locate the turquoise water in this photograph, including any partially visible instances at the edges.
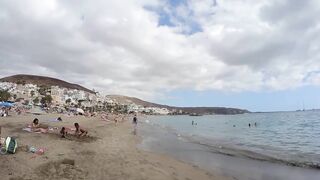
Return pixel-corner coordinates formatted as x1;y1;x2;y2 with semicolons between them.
145;111;320;167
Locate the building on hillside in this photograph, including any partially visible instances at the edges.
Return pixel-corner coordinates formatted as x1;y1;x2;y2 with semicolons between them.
81;100;93;108
51;86;64;105
0;82;16;91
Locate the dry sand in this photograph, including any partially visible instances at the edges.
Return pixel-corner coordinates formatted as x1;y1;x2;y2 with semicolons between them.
0;113;230;180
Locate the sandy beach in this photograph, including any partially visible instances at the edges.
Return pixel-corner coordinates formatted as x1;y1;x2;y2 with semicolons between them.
0;113;230;180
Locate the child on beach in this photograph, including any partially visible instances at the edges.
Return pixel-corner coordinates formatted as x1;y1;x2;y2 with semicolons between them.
74;123;88;137
60;127;67;138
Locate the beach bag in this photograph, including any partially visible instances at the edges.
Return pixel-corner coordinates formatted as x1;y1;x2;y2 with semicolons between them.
5;137;17;154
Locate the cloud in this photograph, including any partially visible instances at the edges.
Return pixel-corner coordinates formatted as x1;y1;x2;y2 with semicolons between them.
0;0;319;101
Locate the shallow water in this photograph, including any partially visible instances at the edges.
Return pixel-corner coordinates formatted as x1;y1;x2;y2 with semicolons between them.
138;111;320;180
143;111;320;167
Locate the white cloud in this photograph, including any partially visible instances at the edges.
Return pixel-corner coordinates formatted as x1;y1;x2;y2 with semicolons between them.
0;0;320;101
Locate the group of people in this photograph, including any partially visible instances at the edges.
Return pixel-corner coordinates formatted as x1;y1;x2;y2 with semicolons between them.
248;122;257;128
60;123;88;138
30;118;88;138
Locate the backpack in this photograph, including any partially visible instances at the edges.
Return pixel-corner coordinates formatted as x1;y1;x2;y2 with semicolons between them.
5;137;17;154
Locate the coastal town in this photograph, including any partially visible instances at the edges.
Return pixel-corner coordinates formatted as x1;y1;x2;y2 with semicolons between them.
0;81;171;115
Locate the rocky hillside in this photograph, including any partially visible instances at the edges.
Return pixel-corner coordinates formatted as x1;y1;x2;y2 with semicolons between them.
0;74;95;94
107;95;250;115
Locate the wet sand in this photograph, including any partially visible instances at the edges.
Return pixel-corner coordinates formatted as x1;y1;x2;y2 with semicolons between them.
0;114;230;180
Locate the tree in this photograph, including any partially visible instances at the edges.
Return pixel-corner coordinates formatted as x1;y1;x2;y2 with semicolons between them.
0;90;11;101
33;97;40;104
41;95;53;105
39;85;49;96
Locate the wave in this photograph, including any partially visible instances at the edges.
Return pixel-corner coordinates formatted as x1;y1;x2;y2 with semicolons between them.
192;140;320;169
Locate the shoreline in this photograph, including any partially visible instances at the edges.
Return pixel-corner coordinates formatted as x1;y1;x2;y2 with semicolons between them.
0;113;230;180
138;119;320;180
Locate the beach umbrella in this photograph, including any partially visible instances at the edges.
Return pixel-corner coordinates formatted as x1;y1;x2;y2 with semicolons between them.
0;102;14;107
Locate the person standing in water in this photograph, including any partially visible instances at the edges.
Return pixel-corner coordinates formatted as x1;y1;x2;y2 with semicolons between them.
132;115;138;135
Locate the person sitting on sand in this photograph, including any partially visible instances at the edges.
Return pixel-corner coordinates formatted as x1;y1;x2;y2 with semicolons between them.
60;127;67;138
31;118;48;133
32;118;40;128
74;123;87;137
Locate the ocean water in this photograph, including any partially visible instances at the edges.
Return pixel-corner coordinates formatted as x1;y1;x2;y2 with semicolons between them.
141;111;320;168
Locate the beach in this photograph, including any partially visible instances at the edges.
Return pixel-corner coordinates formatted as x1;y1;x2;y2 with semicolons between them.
0;113;229;180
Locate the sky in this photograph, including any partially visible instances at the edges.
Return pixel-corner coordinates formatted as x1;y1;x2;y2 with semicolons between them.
0;0;320;112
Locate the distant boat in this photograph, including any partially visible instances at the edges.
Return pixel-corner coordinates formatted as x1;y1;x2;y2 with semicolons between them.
189;113;202;116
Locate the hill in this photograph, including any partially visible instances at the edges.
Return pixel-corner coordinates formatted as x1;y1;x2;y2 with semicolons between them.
0;74;95;94
107;95;250;115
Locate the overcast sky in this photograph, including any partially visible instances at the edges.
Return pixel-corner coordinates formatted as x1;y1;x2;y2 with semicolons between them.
1;0;320;111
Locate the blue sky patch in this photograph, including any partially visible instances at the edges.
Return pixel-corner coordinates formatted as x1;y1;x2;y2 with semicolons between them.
145;0;203;35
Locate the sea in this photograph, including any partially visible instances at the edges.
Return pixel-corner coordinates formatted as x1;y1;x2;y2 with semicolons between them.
138;111;320;180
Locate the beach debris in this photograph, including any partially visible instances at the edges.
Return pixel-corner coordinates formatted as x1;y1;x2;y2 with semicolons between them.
28;146;47;155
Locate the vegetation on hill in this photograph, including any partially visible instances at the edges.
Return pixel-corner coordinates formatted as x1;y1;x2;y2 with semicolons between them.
0;90;11;101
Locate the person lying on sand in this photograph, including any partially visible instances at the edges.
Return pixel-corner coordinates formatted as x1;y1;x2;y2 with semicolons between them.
31;118;48;133
74;123;88;137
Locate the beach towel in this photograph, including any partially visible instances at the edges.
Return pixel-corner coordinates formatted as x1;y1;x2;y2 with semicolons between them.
23;127;32;132
47;118;60;122
22;127;47;134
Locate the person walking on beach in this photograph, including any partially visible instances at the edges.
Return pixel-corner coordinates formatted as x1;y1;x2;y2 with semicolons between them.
132;115;138;135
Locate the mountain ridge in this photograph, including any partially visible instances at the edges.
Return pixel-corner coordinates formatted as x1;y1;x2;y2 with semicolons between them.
107;95;250;115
